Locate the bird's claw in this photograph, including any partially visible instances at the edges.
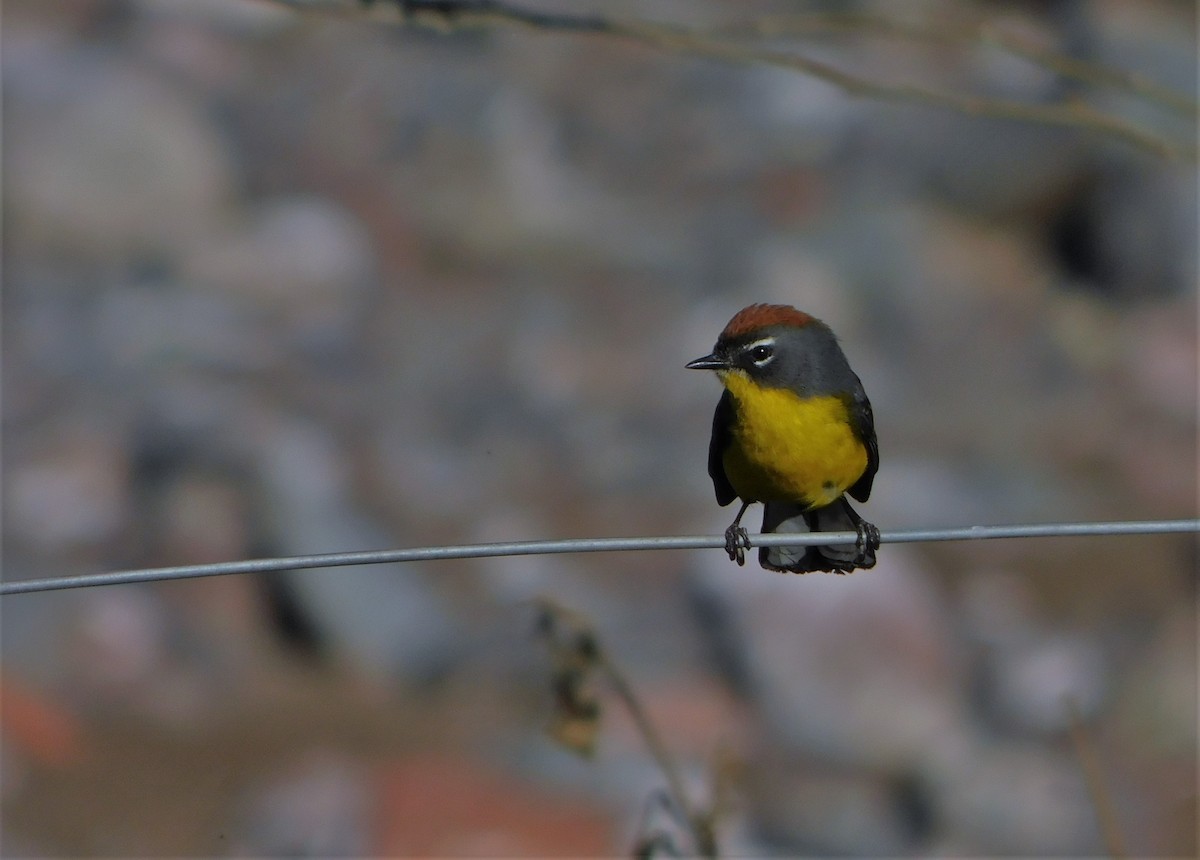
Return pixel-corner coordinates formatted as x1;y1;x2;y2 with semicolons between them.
724;525;752;566
855;521;881;565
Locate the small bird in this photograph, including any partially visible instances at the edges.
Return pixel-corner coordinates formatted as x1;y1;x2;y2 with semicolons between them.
687;303;880;573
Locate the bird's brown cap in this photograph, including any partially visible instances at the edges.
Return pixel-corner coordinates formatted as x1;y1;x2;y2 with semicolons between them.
719;303;816;341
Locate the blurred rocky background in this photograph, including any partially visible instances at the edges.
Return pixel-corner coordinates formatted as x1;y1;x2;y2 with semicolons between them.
2;0;1195;855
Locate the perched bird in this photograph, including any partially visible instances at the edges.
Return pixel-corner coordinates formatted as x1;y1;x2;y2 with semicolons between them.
687;303;879;573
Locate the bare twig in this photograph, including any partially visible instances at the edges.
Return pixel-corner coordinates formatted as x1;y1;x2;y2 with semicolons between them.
609;25;1186;159
535;598;718;857
313;0;1199;160
599;648;717;857
1066;698;1129;859
715;11;1197;119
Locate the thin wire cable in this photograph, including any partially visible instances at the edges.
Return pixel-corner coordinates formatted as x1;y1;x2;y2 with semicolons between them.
2;519;1195;596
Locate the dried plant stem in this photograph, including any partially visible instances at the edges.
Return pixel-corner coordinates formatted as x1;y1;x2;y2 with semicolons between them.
598;652;717;857
607;21;1187;160
1066;698;1129;859
717;11;1198;119
273;0;1200;161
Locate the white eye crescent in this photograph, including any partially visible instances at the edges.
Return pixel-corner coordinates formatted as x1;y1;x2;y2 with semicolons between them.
746;337;775;366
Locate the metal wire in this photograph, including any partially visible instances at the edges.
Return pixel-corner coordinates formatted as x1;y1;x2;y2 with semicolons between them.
1;519;1195;596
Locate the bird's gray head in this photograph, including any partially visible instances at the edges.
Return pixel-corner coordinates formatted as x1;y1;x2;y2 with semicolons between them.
686;304;854;397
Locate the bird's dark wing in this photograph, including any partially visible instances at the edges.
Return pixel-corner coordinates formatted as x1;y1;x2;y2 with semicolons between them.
845;380;878;503
708;390;738;506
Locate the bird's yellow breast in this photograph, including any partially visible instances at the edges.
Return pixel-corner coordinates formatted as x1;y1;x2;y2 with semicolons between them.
719;370;867;508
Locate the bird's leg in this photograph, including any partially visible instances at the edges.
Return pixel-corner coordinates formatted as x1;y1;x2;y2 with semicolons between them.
854;519;881;566
724;501;752;566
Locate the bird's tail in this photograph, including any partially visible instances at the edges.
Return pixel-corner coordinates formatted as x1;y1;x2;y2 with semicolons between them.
759;497;877;573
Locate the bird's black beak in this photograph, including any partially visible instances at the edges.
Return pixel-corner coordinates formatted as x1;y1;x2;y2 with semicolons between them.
686;353;727;371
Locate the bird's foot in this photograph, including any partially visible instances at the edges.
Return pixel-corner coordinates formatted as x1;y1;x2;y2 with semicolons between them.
854;521;881;567
724;524;752;566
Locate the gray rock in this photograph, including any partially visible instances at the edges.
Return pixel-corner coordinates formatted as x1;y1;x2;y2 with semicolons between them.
6;47;235;260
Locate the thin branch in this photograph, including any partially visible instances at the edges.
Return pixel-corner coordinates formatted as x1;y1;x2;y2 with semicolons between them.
319;0;1198;160
715;11;1198;119
598;648;716;857
536;597;717;857
980;26;1197;119
2;519;1196;596
1066;698;1129;859
608;24;1188;160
